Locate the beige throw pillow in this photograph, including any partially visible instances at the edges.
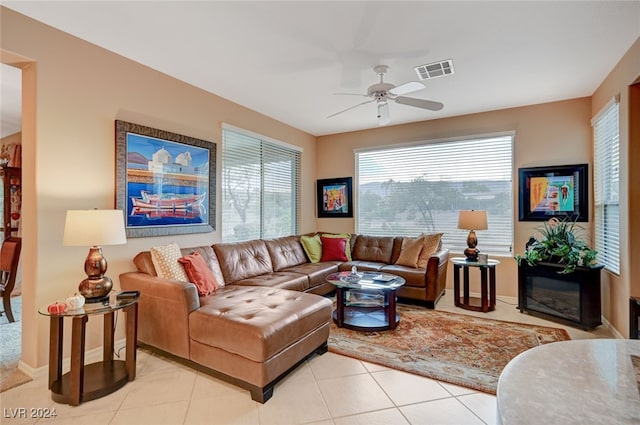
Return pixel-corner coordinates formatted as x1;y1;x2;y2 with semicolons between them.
150;242;189;281
395;236;426;268
417;233;444;268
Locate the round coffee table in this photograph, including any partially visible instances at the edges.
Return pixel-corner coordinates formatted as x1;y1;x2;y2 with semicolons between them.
327;271;405;332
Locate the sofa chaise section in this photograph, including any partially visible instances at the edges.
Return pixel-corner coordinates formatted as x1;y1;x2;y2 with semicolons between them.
120;245;332;403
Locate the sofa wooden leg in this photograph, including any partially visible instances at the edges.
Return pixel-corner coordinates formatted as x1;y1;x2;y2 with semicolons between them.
315;341;328;355
250;385;273;404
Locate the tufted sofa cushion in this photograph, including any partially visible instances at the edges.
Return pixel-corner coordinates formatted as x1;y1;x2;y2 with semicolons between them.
265;236;308;271
191;286;332;362
352;235;395;263
214;240;273;284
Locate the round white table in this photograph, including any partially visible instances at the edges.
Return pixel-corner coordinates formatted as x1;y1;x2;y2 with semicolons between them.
497;339;640;424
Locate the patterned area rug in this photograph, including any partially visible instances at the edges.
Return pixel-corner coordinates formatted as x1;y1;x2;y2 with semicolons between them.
328;304;570;394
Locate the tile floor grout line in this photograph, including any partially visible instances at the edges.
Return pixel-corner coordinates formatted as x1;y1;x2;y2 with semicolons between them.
455;393;492;425
306;356;336;424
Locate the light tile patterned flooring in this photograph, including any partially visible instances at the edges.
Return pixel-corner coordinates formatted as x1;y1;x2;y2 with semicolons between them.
1;294;615;425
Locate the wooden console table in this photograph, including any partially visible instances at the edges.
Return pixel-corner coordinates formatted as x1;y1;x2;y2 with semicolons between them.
39;294;139;405
452;257;500;313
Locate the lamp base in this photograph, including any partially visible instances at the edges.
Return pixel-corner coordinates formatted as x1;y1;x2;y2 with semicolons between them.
79;276;113;303
464;247;479;262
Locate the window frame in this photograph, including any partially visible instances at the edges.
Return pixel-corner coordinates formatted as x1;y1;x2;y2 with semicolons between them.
592;96;620;275
221;124;302;242
354;132;514;256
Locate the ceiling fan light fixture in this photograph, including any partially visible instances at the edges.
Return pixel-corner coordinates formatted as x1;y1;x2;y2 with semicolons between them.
328;65;444;124
377;101;390;126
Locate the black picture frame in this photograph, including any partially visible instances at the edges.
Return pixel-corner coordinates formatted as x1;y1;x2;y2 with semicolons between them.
518;164;588;222
316;177;353;218
115;120;216;237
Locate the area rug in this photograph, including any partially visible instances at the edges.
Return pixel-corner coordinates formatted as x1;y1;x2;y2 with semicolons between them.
328;304;570;394
0;296;32;392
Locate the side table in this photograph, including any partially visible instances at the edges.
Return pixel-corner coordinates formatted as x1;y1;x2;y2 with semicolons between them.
452;257;500;313
39;292;139;406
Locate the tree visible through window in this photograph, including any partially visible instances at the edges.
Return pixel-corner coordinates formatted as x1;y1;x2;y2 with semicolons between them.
356;134;514;255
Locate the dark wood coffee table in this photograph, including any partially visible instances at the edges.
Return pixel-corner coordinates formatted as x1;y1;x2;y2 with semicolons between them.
327;271;405;332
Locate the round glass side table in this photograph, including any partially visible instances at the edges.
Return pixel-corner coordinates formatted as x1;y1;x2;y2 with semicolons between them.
451;257;500;312
38;292;139;405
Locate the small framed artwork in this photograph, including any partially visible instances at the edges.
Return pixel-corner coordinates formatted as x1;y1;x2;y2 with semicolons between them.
518;164;588;222
115;120;216;237
316;177;353;218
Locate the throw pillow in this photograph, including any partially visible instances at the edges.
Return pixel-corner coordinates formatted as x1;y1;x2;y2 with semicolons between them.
320;236;348;262
395;236;426;268
300;234;322;263
321;233;352;261
417;233;444;268
178;251;219;296
150;242;190;282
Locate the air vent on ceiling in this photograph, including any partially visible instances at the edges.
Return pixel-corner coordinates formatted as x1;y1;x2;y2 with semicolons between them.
414;59;454;80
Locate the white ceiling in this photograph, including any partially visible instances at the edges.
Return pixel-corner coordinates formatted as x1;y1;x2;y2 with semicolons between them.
2;1;640;137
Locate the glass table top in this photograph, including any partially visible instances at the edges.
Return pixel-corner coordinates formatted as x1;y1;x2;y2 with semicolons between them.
39;291;139;317
327;271;405;290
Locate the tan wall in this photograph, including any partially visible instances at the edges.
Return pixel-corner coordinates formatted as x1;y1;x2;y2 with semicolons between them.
591;36;640;337
1;8;317;369
317;98;594;300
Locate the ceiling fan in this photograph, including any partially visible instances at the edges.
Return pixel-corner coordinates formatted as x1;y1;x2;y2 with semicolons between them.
328;65;444;126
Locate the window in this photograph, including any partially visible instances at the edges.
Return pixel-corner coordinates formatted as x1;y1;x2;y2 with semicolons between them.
592;97;620;274
356;134;514;256
221;125;301;242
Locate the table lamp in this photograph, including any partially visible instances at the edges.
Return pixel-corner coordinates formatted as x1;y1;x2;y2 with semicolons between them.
63;209;127;303
457;210;488;262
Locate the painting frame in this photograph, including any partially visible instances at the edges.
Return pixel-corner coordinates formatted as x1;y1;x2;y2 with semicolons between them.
518;164;588;222
115;120;216;237
316;177;353;218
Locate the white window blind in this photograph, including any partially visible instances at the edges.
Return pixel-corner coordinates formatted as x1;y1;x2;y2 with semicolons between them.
592;97;620;274
356;134;514;256
222;126;300;242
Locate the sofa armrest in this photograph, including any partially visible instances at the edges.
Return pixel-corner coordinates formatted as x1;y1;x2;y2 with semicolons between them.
119;271;199;359
425;248;449;302
431;248;450;267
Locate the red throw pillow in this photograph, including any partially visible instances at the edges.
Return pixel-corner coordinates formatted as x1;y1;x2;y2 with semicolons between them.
178;252;219;296
320;236;348;262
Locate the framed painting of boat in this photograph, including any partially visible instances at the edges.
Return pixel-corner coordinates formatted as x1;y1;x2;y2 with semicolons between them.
115;120;216;237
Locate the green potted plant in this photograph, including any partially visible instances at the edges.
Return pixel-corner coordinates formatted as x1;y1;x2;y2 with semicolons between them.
515;217;598;274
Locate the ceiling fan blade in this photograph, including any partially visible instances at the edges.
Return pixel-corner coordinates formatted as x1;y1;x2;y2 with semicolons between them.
389;81;425;96
394;96;444;111
327;99;375;118
377;102;390;126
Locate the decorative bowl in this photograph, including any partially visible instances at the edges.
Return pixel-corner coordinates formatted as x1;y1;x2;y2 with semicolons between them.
340;273;363;284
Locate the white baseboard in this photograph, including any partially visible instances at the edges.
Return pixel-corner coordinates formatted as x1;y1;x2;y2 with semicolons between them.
601;316;624;339
24;338;128;380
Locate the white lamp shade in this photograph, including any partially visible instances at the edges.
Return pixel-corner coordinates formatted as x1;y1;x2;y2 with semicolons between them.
63;209;127;246
457;210;488;231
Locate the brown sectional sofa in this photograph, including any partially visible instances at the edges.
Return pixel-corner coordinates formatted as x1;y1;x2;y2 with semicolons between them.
119;233;448;402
